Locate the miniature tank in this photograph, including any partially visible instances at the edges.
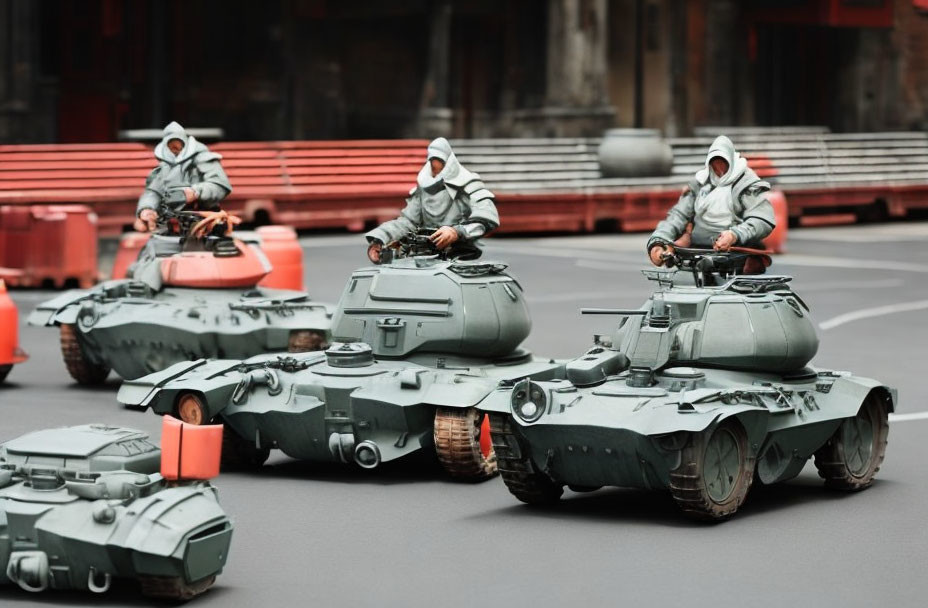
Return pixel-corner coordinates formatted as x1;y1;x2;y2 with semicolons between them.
118;231;563;480
0;277;28;383
29;201;332;385
0;422;232;599
479;247;895;520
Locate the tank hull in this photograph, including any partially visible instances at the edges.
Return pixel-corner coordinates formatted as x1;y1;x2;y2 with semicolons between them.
118;350;564;467
29;281;332;380
482;367;894;492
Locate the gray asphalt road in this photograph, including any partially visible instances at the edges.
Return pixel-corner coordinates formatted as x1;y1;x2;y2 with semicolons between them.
1;224;926;608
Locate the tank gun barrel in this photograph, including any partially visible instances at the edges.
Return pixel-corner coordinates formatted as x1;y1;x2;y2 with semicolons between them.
580;308;648;316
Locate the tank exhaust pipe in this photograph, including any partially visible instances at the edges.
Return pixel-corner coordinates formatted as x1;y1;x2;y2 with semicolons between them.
354;441;382;469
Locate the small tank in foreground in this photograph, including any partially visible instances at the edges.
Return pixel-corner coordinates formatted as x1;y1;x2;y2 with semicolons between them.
119;231;563;480
480;248;895;520
0;422;232;600
29;205;331;385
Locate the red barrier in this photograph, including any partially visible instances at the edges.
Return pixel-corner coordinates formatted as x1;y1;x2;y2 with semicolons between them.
255;225;304;291
0;205;98;288
0;279;28;374
160;415;222;481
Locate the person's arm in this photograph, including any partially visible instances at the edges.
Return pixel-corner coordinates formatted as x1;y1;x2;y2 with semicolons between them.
730;183;775;245
136;167;163;216
451;176;499;241
646;187;696;252
191;153;232;209
366;190;423;245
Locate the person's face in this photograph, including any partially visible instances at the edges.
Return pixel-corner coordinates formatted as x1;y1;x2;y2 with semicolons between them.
709;156;729;177
429;158;445;177
167;138;185;155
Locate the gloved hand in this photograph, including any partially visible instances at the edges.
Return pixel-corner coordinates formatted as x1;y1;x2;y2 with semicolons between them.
430;226;459;249
367;240;383;263
134;208;159;233
714;230;737;251
649;243;673;267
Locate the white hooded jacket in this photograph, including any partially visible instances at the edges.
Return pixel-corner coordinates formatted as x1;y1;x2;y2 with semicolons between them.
366;137;499;245
648;135;775;250
136;121;233;216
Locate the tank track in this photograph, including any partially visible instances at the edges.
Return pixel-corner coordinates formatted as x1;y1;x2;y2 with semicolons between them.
221;427;271;470
139;575;216;600
488;413;562;504
813;395;889;491
59;324;110;385
669;421;755;521
434;407;497;481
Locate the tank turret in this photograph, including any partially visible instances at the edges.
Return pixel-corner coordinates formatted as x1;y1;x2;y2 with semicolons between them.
331;257;531;358
613;274;819;375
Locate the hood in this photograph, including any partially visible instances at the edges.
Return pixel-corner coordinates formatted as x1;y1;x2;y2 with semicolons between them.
417;137;462;189
153;121;207;165
696;135;747;187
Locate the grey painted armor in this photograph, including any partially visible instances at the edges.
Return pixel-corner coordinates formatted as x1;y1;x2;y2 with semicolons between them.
366;137;499;245
136;122;232;217
648;135;775;250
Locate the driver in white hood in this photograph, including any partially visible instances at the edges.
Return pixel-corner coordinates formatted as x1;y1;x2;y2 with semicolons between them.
134;121;232;232
647;135;775;266
366;137;499;262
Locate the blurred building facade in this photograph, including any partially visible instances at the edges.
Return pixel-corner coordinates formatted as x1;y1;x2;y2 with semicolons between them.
0;0;926;142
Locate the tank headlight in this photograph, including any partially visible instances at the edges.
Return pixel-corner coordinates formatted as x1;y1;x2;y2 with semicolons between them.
511;379;547;423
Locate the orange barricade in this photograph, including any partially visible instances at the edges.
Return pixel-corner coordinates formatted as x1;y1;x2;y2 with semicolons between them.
0;278;27;370
255;225;305;291
160;415;223;481
0;205;98;288
110;232;151;279
764;190;789;254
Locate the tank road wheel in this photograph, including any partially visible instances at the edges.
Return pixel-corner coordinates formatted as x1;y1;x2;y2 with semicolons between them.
139;575;216;600
176;392;209;426
488;413;563;504
813;394;889;491
434;407;497;481
0;364;10;384
59;324;110;385
288;330;328;353
669;419;755;521
221;427;271;470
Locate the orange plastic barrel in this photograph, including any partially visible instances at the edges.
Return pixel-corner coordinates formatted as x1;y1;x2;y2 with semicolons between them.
160;415;223;481
111;232;152;279
763;190;789;254
256;225;305;291
0;279;26;367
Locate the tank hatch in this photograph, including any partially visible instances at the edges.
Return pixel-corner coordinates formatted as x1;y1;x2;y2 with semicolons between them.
1;424;159;474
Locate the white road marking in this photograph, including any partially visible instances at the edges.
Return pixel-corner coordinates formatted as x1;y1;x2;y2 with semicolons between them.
791;279;904;291
889;412;928;422
818;299;928;330
778;254;928;273
790;222;928;242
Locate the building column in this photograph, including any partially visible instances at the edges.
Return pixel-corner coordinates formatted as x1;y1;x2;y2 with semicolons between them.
513;0;614;136
411;0;453;137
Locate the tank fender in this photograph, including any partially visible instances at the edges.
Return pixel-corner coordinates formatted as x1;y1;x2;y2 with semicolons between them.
818;374;896;419
117;359;213;409
421;377;495;408
476;387;517;413
27;289;93;326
